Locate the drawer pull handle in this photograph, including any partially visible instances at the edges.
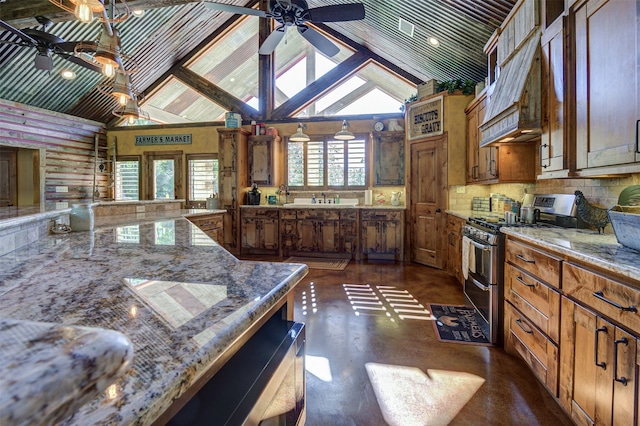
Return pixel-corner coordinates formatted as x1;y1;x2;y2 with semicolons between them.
515;318;534;334
516;275;535;288
614;337;629;385
595;326;607;370
592;291;638;313
516;254;535;263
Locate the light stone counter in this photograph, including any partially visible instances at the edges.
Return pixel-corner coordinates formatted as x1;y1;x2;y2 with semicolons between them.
239;204;407;210
501;227;640;283
0;211;308;425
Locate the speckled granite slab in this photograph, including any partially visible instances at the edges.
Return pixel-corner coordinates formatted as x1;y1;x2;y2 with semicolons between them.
0;214;308;425
0;318;133;426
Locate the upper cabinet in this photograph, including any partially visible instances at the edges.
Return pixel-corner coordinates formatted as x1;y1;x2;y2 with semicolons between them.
372;131;404;186
248;135;282;186
571;0;640;176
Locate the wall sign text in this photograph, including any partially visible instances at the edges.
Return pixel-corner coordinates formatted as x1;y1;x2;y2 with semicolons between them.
407;96;444;140
135;134;192;146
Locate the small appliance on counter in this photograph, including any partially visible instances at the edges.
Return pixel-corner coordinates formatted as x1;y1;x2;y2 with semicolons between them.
246;183;261;205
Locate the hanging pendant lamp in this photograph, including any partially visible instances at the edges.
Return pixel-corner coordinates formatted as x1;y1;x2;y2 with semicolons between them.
290;123;310;142
334;120;355;140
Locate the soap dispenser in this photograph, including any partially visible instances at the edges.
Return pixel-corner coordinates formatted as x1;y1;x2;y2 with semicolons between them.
311;194;316;204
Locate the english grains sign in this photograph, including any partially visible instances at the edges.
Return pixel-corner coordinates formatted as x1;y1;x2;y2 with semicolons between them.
135;134;192;146
407;96;444;140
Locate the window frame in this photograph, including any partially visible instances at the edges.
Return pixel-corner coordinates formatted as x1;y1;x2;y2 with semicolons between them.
285;133;368;191
144;151;183;201
186;153;219;207
114;155;141;201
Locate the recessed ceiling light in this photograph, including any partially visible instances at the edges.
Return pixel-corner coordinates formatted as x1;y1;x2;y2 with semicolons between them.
428;37;440;47
61;69;76;80
132;9;145;17
230;77;235;82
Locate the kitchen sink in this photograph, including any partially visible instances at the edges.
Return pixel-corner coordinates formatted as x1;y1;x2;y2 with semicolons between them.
282;198;358;208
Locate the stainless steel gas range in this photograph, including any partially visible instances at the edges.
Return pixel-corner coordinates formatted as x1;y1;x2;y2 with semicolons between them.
461;193;582;345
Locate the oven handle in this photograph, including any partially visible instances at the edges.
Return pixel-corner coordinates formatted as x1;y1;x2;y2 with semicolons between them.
469;239;492;251
471;277;490;292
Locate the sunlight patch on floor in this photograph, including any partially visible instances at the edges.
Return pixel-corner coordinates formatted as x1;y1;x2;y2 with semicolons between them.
306;355;333;382
365;363;485;426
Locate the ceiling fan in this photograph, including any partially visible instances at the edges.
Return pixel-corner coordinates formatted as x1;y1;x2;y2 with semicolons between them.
0;16;100;73
203;0;365;57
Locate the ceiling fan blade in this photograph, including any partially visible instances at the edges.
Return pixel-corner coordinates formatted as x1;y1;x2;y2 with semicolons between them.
0;19;38;46
203;2;267;17
306;3;365;23
55;41;97;53
297;26;339;57
57;52;102;73
258;26;286;55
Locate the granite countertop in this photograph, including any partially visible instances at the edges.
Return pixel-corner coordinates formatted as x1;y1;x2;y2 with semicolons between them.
240;204;407;210
501;227;640;282
0;212;308;425
0;318;133;426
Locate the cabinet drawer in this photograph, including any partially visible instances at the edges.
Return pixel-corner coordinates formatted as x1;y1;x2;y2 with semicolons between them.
280;210;297;220
505;302;559;396
563;262;640;335
340;210;358;220
241;209;279;220
505;263;561;342
297;210;339;220
505;239;562;288
361;210;403;221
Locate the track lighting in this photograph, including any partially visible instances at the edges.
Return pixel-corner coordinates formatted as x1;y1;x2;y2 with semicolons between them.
290;123;310;142
334;120;355;140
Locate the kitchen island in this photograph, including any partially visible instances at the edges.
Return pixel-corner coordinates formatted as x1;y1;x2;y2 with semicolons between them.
0;209;308;425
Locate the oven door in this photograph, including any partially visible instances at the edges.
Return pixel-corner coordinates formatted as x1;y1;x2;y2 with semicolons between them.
464;273;492;323
468;238;498;285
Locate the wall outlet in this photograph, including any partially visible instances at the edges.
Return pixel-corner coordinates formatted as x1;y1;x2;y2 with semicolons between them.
55;202;68;209
136;206;145;213
456;186;466;194
56;186;68;193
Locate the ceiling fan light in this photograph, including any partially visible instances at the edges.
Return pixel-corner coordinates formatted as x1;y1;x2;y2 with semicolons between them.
334;120;355;140
34;52;53;71
61;69;76;80
290;123;310;142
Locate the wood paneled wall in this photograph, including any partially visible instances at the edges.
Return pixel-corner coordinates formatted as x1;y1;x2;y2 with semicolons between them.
0;99;106;205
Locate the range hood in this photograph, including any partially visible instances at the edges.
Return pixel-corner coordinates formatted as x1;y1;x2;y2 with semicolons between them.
479;30;542;147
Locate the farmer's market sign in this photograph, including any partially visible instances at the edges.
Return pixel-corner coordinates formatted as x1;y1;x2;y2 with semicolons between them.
407;96;443;140
135;134;192;146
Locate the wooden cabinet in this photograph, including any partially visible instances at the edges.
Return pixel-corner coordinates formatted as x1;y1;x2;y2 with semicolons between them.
217;128;249;254
360;210;403;260
240;208;279;254
466;92;536;184
247;135;281;186
280;209;297;257
372;131;404;185
571;0;640;176
187;213;224;245
339;209;358;256
296;209;340;254
560;262;640;425
446;214;465;285
504;239;562;396
466;92;496;183
539;15;569;178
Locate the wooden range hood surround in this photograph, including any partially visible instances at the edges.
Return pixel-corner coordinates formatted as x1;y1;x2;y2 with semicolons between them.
479;0;542;147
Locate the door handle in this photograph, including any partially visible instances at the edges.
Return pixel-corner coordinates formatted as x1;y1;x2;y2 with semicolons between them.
516;253;535;263
435;208;441;213
614;337;629;385
594;326;607;369
516;275;535;288
592;291;637;312
540;143;549;169
515;318;534;334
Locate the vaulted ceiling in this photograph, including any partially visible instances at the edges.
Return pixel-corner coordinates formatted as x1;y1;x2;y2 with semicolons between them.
0;0;516;124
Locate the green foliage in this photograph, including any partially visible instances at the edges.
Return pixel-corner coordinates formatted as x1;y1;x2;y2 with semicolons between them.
617;185;640;206
436;79;476;96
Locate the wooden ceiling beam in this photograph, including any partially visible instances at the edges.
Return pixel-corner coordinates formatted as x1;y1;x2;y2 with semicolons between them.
270;51;369;120
172;66;260;120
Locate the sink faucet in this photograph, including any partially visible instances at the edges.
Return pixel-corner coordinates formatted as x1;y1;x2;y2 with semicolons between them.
321;192;326;204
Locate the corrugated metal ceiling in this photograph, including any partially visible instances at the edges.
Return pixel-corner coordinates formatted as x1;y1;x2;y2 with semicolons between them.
0;0;516;123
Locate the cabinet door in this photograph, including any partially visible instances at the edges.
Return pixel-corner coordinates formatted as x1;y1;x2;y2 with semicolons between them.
219;132;239;172
540;16;567;173
381;221;401;254
317;220;339;253
241;217;259;249
248;137;273;185
297;220;316;252
361;221;379;253
340;220;358;254
262;218;279;250
466;99;481;182
373;132;405;185
574;0;640;171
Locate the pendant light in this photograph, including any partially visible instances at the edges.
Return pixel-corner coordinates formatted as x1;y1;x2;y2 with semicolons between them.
113;98;149;124
98;72;136;106
49;0;130;24
334;120;355;140
290;123;310;142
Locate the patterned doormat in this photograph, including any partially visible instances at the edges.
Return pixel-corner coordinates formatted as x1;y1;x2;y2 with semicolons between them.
429;304;492;346
284;257;350;271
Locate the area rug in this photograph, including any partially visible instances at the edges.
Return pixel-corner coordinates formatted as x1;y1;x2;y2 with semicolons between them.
428;304;492;346
284;256;350;271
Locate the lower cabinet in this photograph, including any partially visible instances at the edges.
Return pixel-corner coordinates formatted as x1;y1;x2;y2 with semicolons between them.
446;214;465;284
240;208;279;254
560;262;640;426
187;213;224;245
360;210;403;259
296;210;340;254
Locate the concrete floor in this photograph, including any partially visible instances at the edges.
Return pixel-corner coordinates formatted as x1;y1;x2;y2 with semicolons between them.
277;258;573;426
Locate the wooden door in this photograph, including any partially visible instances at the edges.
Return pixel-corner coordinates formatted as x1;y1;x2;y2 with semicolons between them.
381;221;401;255
373;132;405;185
318;220;339;253
466;103;479;182
241;217;259;249
0;149;17;207
297;220;316;252
611;327;635;426
361;220;379;253
262;218;279;250
409;136;447;268
248;137;272;185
